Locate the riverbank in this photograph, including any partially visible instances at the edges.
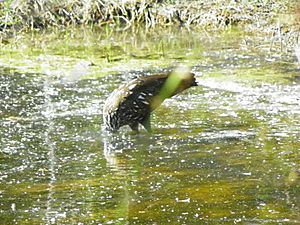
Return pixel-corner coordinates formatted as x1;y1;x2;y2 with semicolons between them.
0;1;296;30
0;0;299;53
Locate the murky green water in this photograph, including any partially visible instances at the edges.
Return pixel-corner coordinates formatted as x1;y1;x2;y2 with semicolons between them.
0;27;299;224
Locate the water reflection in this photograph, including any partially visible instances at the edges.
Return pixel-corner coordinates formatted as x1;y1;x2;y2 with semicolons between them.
102;132;132;223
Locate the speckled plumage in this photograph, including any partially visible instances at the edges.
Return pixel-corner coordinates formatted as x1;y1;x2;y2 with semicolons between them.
103;72;197;132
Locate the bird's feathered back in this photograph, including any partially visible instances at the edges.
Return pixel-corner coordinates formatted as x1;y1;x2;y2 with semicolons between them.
103;71;197;132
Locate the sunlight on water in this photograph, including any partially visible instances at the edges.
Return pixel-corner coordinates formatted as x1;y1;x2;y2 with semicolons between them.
0;28;299;224
42;72;60;224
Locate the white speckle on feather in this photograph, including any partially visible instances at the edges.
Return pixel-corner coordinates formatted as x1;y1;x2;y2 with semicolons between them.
128;83;137;90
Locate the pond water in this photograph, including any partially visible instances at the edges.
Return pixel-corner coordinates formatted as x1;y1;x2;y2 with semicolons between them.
0;27;299;224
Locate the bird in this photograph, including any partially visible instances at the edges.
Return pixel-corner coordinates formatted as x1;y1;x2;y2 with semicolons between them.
103;69;197;132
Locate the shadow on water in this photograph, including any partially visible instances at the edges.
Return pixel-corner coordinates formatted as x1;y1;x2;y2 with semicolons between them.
0;27;300;224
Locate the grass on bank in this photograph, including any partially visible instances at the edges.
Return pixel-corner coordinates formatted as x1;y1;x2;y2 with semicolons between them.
0;0;299;54
0;0;295;29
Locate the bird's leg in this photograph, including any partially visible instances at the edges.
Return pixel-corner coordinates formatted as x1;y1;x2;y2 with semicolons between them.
141;115;152;133
129;123;139;132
